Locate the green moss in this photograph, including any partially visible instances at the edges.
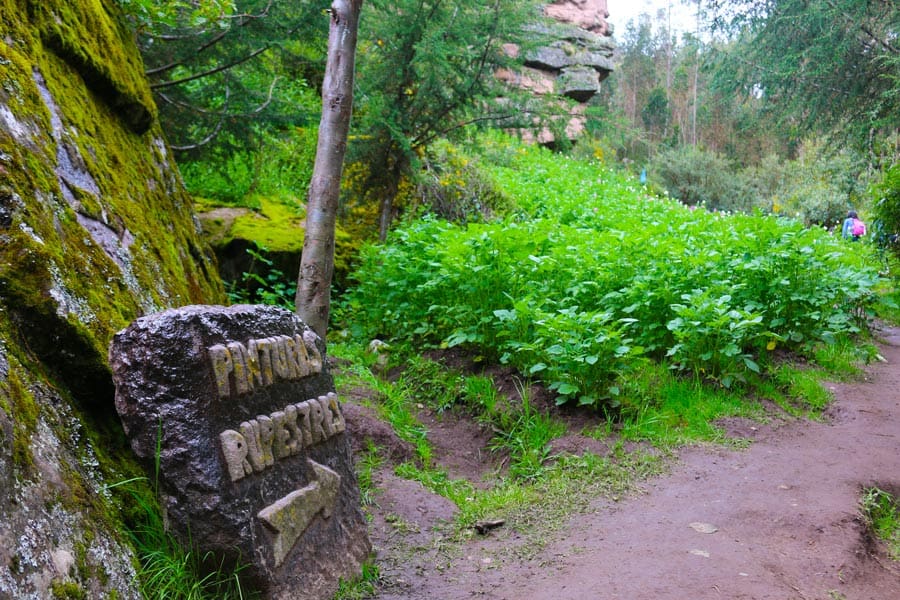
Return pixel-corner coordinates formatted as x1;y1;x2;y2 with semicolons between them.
0;3;231;594
27;0;156;133
50;580;87;600
5;364;39;472
227;196;307;253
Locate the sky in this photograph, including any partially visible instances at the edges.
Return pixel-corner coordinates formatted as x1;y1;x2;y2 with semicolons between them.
606;0;699;36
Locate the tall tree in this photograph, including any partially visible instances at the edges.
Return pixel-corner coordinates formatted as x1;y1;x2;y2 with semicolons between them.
704;0;900;149
348;0;544;240
120;0;326;155
296;0;363;339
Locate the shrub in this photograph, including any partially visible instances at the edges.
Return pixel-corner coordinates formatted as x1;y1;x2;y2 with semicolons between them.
339;135;880;408
649;146;753;212
872;163;900;256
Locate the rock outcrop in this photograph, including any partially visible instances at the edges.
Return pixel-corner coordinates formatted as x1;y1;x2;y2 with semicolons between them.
0;0;224;597
545;0;611;35
499;1;614;143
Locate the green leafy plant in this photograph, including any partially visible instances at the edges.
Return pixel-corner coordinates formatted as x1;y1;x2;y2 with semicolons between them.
339;135;880;409
665;290;764;386
333;561;380;600
226;244;295;309
860;487;900;561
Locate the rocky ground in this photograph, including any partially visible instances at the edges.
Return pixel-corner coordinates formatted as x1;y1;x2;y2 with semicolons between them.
342;327;900;600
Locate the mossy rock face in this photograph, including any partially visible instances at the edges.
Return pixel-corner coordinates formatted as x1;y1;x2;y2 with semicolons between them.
196;195;359;291
0;0;225;596
195;196;306;283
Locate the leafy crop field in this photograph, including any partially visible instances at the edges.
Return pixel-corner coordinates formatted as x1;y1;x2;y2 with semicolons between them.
340;137;880;409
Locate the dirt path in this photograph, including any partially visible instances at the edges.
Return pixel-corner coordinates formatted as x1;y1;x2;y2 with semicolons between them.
361;328;900;600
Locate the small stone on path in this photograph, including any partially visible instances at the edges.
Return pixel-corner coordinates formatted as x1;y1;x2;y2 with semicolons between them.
689;522;718;534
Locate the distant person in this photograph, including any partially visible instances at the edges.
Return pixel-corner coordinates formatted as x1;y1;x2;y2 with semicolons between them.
841;210;866;241
640;168;647;184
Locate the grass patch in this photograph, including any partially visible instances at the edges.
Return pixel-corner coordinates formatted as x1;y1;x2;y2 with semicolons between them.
860;487;900;561
355;441;383;507
602;363;763;448
329;343;432;464
333;561;380;600
770;364;832;416
392;444;665;552
813;337;869;380
109;477;254;600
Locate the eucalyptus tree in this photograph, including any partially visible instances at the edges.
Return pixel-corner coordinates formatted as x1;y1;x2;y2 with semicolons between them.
704;0;900;150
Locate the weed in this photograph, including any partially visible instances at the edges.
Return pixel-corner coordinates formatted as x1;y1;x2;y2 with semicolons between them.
612;366;762;448
106;422;254;599
340;135;881;410
108;476;253;599
397;355;464;413
355;441;383;507
771;365;832;416
461;374;500;419
860;487;900;561
488;379;564;480
334;561;380;600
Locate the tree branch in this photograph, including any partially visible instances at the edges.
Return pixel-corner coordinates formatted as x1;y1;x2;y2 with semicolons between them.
144;1;276;77
150;45;269;89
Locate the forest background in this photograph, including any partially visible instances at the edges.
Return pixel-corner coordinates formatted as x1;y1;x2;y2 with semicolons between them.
102;1;900;596
116;0;900;272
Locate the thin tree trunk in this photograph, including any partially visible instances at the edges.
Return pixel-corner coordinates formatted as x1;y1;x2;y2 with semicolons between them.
377;153;405;242
295;0;363;339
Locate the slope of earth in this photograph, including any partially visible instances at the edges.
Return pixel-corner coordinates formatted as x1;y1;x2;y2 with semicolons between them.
349;327;900;600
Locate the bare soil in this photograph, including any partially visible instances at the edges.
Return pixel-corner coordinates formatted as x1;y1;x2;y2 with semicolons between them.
343;327;900;600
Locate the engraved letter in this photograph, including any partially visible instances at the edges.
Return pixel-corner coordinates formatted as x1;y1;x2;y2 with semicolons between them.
255;337;275;385
296;401;313;448
272;336;291;380
219;429;252;482
308;397;327;443
241;420;265;473
245;339;265;388
283;404;303;455
271;411;293;460
256;415;276;468
324;392;346;433
209;344;233;398
317;395;334;437
292;334;310;377
303;330;324;374
227;341;252;395
284;336;300;379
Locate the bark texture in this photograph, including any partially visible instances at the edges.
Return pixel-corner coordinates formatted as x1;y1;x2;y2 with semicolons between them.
295;0;363;338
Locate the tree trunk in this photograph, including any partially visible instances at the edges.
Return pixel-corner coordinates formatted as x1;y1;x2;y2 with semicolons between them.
295;0;363;339
377;152;405;242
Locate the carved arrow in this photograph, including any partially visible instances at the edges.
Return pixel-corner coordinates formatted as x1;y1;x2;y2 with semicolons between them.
257;459;341;567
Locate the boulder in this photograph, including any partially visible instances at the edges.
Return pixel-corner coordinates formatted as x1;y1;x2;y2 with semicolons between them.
544;0;611;35
0;0;224;597
524;24;615;75
110;305;371;599
557;66;602;102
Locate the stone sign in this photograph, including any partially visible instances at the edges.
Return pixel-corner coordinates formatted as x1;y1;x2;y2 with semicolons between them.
109;305;371;599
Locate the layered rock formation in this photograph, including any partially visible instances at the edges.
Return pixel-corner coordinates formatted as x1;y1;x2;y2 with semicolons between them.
545;0;611;35
0;0;224;597
498;0;614;143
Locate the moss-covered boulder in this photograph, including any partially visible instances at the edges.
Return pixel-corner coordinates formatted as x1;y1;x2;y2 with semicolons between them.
0;0;225;596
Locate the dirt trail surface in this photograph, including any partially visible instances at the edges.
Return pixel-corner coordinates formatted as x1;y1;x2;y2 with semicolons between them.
355;328;900;600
